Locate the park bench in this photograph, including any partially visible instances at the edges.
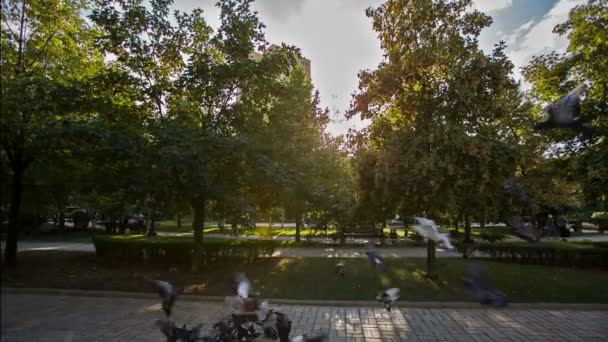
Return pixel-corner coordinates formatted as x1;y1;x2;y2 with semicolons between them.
342;224;385;240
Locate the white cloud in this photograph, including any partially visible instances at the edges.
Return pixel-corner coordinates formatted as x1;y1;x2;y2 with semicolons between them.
501;0;584;81
473;0;513;13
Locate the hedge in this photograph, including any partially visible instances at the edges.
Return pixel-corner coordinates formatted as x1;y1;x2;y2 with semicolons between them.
457;241;608;267
93;235;277;266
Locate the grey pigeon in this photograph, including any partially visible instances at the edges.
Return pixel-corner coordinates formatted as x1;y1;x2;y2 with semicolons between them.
155;318;177;339
376;288;400;312
153;280;184;317
533;83;591;131
155;319;203;342
503;178;529;202
275;311;292;342
505;216;539;243
364;243;385;271
463;262;508;307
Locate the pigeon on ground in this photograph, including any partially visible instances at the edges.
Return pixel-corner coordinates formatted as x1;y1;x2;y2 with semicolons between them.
212;320;236;341
155;318;177;340
505;216;539;243
153;280;184;317
412;217;455;250
275;311;292;342
533;83;592;133
463;262;508;308
364;243;385;271
291;334;328;342
335;261;345;277
376;288;400;312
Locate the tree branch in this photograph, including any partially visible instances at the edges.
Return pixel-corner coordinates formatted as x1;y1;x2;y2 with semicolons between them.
24;32;56;72
2;15;17;39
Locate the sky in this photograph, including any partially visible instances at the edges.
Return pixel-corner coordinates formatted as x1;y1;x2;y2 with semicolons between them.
172;0;586;135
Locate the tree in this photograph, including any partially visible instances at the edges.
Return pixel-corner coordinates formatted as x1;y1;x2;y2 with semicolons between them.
522;0;608;212
347;0;537;271
1;0;103;266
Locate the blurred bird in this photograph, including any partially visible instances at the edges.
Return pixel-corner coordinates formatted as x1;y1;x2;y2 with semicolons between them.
275;311;292;342
291;333;328;342
463;262;508;308
503;178;529;202
335;261;345;277
505;216;540;243
412;217;455;250
365;243;385;271
155;318;177;340
376;288;400;312
533;83;592;134
234;272;251;298
151;279;184;317
212;320;236;341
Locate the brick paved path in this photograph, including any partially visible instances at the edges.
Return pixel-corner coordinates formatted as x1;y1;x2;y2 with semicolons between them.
2;293;607;341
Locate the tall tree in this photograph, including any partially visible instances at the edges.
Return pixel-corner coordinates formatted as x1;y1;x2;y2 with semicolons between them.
348;0;526;231
522;0;608;211
1;0;103;266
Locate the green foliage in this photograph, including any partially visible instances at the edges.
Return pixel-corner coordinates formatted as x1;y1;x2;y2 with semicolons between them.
462;241;608;267
348;0;528;223
523;1;608;210
591;212;608;222
92;235;277;266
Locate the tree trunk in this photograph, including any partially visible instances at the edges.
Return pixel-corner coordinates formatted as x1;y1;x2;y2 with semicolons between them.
464;212;472;243
426;239;437;279
5;165;24;268
58;210;65;231
176;213;182;229
295;214;302;242
191;198;205;272
218;217;224;232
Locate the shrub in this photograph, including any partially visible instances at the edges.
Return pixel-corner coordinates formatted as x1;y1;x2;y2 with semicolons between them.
478;230;506;244
469;241;608;268
93;235;277;266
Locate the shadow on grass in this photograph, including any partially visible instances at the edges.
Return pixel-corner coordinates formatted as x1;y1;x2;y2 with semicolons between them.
4;251;608;303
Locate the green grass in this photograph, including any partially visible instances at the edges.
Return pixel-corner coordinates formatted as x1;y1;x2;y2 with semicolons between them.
3;250;608;303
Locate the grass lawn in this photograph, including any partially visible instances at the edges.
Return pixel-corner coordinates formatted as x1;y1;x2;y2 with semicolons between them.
3;251;607;303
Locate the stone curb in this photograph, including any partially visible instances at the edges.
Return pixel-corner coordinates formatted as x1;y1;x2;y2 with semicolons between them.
2;288;608;310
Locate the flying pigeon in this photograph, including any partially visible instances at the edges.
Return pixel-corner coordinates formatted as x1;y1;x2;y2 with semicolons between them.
155;320;203;342
291;334;328;342
364;243;385;271
335;261;345;277
153;280;184;317
376;288;400;312
533;83;590;131
235;272;251;298
463;262;508;308
505;216;539;243
412;217;455;250
503;178;529;202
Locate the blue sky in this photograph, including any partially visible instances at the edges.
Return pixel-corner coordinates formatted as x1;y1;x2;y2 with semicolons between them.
172;0;585;135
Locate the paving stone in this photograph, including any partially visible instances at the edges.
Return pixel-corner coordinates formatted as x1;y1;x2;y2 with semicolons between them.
2;293;608;341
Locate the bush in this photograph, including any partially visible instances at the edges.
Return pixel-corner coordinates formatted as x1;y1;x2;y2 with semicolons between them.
465;241;608;268
93;235;277;266
478;230;506;244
